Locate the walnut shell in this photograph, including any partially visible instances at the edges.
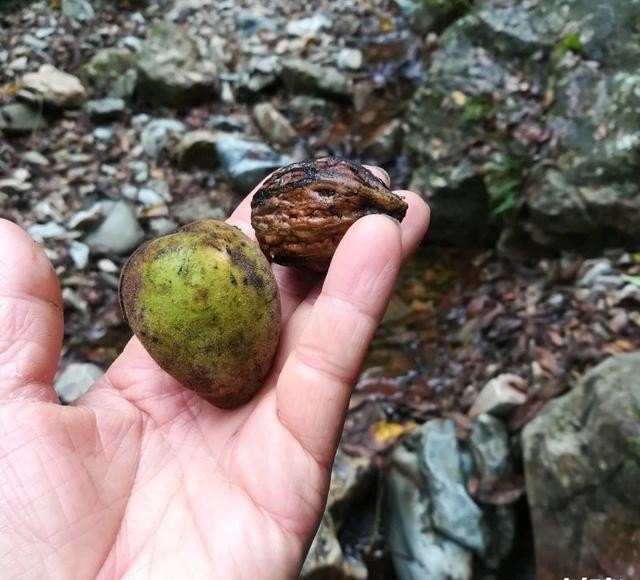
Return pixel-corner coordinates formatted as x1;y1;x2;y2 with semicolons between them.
250;157;408;272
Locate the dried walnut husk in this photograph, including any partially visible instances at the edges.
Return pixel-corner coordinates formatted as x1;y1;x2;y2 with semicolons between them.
250;157;408;272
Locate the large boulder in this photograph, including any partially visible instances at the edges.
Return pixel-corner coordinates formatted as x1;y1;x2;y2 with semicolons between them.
405;0;640;248
522;352;640;579
136;21;220;108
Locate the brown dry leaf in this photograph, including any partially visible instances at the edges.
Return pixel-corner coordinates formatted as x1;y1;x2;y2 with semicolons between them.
604;339;635;354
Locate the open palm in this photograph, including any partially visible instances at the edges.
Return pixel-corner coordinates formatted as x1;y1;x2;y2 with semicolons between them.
0;169;428;580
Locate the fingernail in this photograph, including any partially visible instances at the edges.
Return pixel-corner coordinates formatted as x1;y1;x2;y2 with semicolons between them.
364;165;391;188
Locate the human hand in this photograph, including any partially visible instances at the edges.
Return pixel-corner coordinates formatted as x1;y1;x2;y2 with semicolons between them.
0;166;429;579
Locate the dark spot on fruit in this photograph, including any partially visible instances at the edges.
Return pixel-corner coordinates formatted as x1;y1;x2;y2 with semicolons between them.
227;245;264;291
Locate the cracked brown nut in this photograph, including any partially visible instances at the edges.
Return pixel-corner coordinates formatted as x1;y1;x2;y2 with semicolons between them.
250;157;408;272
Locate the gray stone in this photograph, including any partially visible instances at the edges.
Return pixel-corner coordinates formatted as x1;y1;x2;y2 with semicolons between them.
27;222;66;241
85;200;145;254
280;59;350;100
67;202;104;230
523;352;640;580
21;64;86;108
468;374;527;418
408;0;471;33
215;134;294;193
61;0;95;21
420;420;486;552
80;48;137;99
0;178;32;195
68;240;90;269
176;130;219;170
252;102;297;146
84;97;126;121
386;416;516;579
55;362;103;403
327;448;374;524
21;151;50;166
285;14;331;37
0;103;47;133
93;127;114;141
141;118;186;158
387;436;473;580
136;21;220;108
336;48;363;71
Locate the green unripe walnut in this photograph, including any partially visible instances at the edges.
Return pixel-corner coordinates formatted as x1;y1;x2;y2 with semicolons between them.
119;220;281;408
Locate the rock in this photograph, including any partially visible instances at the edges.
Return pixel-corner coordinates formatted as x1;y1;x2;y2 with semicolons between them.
336;48;363;71
280;59;350;100
80;48;137;99
176;130;219;170
468;374;527;418
85;200;145;254
300;513;344;580
136;21;220;108
215;134;294;194
405;0;640;248
61;0;95;22
68;240;90;269
386;417;515;579
252;102;298;146
27;222;66;241
21;151;50;166
21;64;86;108
0;103;47;133
67;202;104;231
386;426;473;580
84;98;126;121
285;15;331;37
523;352;640;579
0;178;31;195
140;118;186;158
93;127;114;141
54;362;103;403
408;0;472;33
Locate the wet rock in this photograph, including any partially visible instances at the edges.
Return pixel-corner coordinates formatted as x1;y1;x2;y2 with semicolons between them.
140;118;186;158
215;134;294;194
1;103;46;134
80;47;137;99
386;417;515;579
84;97;126;122
136;21;220;108
54;362;103;403
523;352;640;580
0;178;32;196
85;200;145;254
468;374;527;419
21;64;86;108
252;102;297;146
176;130;219;170
280;59;350;100
61;0;95;22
